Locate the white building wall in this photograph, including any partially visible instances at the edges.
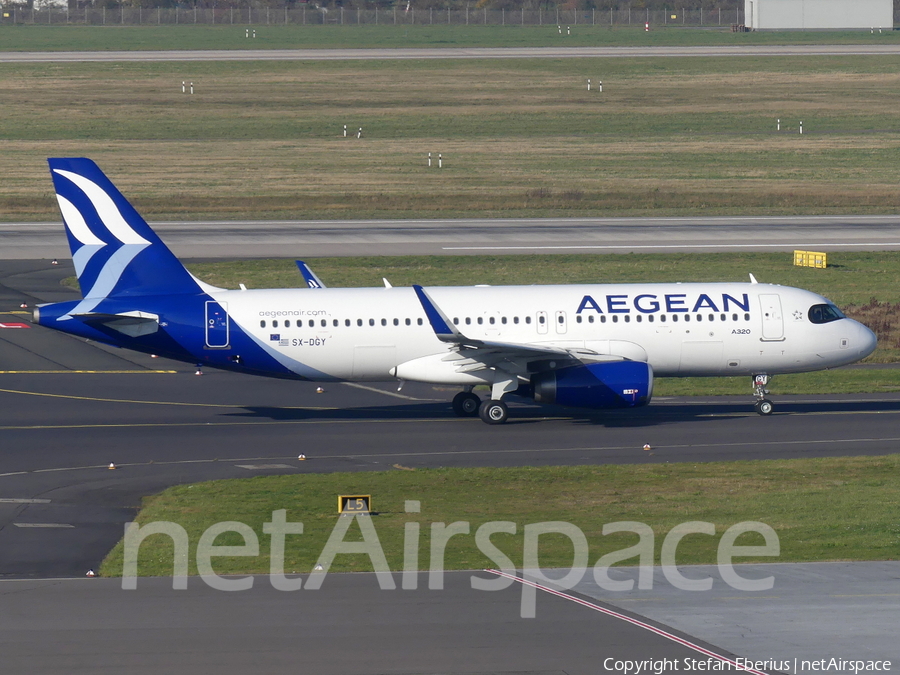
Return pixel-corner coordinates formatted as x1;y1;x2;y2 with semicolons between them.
745;0;893;30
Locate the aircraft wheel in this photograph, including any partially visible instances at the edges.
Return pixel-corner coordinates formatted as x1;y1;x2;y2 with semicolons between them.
756;399;774;416
478;399;509;425
452;391;481;417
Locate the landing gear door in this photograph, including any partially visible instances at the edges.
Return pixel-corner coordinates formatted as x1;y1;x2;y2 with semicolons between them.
205;301;230;348
759;294;784;340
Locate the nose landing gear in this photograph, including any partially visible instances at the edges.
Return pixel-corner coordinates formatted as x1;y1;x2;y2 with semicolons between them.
753;374;774;415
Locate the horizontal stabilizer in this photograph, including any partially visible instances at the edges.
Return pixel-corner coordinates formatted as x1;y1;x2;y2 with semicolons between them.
73;311;159;338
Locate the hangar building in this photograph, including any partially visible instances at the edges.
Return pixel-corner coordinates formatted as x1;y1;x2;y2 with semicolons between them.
744;0;893;30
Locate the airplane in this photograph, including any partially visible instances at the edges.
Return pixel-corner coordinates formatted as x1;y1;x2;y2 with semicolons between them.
33;158;878;424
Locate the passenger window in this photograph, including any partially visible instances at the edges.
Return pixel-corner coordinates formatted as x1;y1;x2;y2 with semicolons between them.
285;320;291;328
732;313;738;321
417;318;423;326
309;320;314;328
696;315;701;322
684;315;690;322
744;313;751;321
333;319;339;327
624;315;630;323
588;315;594;323
526;316;532;324
477;317;483;325
453;318;459;325
636;315;642;323
538;315;545;324
600;315;606;323
381;319;387;326
369;319;375;326
393;318;399;326
345;319;351;327
672;315;678;322
576;316;583;324
260;320;266;328
612;316;618;323
321;319;327;327
720;314;725;321
466;318;471;325
489;317;495;325
648;315;654;323
660;314;666;322
501;317;507;325
406;318;412;326
357;319;363;327
513;317;519;324
273;320;279;328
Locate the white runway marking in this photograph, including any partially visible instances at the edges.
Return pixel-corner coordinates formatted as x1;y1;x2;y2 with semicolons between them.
488;569;769;675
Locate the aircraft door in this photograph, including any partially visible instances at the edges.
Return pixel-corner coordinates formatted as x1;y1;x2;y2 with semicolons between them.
536;311;548;335
205;301;230;348
554;310;567;334
759;294;784;340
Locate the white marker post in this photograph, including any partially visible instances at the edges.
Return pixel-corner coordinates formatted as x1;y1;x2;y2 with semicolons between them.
598;81;602;93
190;82;194;95
799;121;803;135
343;124;347;137
438;153;443;169
182;81;185;94
245;28;249;38
357;127;362;139
567;26;570;35
253;29;256;38
777;118;780;131
428;152;432;167
587;79;591;91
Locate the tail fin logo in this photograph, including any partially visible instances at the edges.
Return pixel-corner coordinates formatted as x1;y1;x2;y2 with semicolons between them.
52;168;150;315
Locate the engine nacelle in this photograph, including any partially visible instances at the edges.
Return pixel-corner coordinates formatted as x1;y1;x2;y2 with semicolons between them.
532;361;653;409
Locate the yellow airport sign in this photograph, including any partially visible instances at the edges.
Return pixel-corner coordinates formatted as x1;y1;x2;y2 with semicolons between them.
793;250;827;268
338;494;372;514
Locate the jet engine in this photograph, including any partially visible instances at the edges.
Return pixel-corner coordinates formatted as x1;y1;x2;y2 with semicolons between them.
531;361;653;409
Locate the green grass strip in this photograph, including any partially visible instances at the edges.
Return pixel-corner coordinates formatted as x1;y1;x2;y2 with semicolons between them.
100;456;900;578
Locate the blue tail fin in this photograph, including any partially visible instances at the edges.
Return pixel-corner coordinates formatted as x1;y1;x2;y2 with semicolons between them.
48;158;202;300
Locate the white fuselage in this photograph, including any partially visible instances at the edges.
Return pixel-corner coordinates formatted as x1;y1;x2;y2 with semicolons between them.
208;282;876;383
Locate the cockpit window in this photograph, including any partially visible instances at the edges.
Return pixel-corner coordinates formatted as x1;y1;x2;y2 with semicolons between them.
808;304;845;324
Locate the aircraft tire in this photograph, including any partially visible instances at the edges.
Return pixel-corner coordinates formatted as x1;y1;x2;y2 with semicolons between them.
756;399;774;416
478;399;509;425
452;391;481;417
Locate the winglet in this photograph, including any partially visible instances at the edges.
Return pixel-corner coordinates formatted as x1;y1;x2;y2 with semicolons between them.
296;261;326;289
413;285;464;342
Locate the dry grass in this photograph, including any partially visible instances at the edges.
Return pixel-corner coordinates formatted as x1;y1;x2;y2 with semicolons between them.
2;57;900;220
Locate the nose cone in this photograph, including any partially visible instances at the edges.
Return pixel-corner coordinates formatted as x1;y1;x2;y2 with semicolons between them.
855;320;878;360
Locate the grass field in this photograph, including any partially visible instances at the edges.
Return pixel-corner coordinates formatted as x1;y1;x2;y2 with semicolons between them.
2;55;900;220
1;24;899;52
99;455;900;577
185;251;900;364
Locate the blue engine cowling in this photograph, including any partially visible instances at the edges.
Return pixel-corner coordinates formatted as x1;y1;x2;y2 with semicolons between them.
531;361;653;409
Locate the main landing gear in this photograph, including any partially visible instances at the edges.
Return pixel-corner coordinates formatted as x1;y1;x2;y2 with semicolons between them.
453;379;518;425
452;390;481;417
478;399;509;425
752;374;774;416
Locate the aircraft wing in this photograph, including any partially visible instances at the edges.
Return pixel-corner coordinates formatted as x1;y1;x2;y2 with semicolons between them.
413;285;623;374
296;260;326;289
